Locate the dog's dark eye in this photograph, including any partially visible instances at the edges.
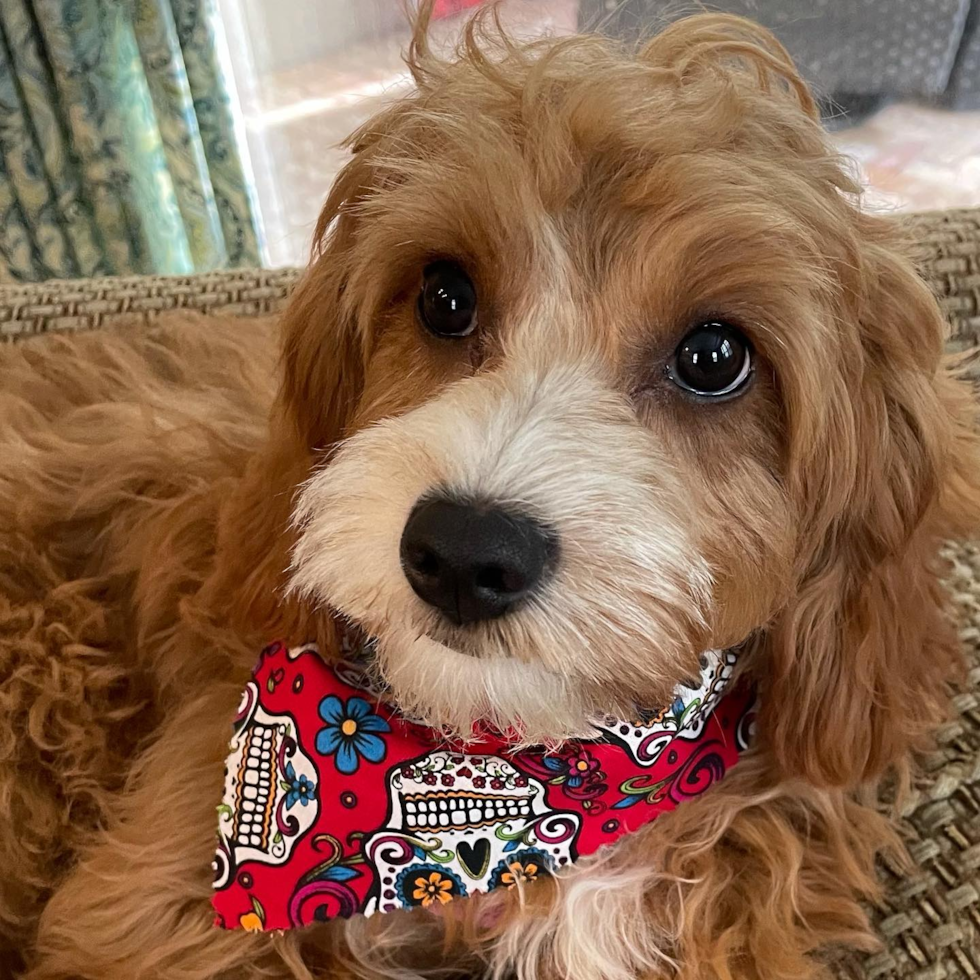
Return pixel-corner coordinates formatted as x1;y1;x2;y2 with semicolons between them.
668;322;752;397
417;262;477;338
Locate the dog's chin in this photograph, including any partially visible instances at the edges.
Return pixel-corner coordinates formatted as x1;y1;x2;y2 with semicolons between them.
361;624;623;745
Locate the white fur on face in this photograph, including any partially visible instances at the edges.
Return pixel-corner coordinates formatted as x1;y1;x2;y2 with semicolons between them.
289;361;711;741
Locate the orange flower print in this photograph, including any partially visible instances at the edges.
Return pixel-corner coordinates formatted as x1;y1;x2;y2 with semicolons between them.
239;896;266;932
412;870;455;906
500;860;539;887
238;912;263;932
488;848;554;891
397;862;467;909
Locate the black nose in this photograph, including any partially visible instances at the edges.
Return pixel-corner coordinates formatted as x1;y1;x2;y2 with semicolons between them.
399;498;554;626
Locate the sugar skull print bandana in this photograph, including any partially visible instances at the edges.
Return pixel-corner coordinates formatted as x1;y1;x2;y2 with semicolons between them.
211;638;755;932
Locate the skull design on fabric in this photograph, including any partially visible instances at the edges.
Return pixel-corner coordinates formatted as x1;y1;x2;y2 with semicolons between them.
591;649;738;766
363;750;581;913
212;681;320;889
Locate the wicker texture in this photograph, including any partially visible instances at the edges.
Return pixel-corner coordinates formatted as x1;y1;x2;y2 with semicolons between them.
906;208;980;358
2;210;980;976
0;267;301;339
849;541;980;979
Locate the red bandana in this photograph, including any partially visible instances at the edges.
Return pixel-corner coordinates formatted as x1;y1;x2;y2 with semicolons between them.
211;640;754;932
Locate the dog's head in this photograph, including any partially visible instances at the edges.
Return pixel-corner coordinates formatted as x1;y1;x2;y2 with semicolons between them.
272;8;979;778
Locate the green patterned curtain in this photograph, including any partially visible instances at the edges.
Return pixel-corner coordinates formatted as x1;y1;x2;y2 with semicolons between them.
0;0;262;282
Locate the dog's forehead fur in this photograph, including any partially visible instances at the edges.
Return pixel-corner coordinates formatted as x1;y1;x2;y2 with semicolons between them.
319;17;876;474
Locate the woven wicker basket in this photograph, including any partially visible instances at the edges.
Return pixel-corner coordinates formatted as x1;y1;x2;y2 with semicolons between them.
2;209;979;978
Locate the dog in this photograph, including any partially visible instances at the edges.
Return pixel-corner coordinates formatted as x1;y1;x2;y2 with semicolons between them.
2;5;979;979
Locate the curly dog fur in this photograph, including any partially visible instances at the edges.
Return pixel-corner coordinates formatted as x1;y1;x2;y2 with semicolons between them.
2;6;980;979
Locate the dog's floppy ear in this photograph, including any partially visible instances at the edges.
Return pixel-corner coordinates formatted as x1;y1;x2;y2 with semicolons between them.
213;156;375;641
762;216;980;787
277;160;374;450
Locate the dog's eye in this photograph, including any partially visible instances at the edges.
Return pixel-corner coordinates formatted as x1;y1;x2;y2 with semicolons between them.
417;262;477;338
668;322;752;397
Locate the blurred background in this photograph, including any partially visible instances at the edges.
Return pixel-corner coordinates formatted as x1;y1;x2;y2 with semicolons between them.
1;0;979;280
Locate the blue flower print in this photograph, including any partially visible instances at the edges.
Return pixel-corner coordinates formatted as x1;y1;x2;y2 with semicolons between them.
282;761;315;809
316;695;390;774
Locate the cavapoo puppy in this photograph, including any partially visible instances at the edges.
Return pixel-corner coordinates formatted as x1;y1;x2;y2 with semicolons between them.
2;4;978;979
